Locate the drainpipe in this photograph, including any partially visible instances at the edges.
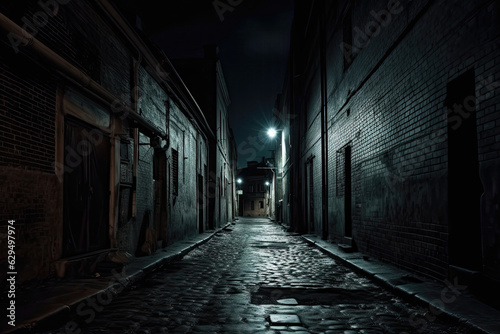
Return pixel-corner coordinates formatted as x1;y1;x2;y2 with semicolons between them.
132;54;142;218
319;0;329;240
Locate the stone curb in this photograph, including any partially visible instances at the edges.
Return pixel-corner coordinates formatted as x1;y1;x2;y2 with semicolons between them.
4;223;231;334
300;235;500;334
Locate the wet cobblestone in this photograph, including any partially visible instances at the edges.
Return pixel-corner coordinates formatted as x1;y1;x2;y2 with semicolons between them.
45;218;478;333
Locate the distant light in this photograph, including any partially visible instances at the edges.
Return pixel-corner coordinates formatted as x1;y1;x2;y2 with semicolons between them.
237;178;243;184
267;128;277;138
265;181;270;186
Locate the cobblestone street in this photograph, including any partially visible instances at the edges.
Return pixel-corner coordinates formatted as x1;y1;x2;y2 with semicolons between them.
46;218;478;334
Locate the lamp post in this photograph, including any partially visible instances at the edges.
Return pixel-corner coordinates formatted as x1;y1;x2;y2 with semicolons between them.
265;180;271;217
236;178;243;216
265;127;283;222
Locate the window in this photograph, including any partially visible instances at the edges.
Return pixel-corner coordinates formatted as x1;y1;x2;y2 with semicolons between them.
259;201;264;209
251;201;255;210
172;148;179;196
120;141;129;160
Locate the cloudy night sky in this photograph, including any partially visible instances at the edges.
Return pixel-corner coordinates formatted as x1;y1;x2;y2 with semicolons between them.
120;0;294;168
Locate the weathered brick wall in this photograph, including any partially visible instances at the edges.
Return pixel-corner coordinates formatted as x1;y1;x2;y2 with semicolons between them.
0;59;56;172
0;167;61;282
0;36;60;281
324;0;499;279
0;0;213;281
168;103;208;243
170;56;234;229
296;14;324;235
0;0;132;264
282;0;499;280
1;0;131;104
214;81;232;227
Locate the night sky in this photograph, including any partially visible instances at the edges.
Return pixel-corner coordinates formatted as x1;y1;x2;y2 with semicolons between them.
122;0;294;168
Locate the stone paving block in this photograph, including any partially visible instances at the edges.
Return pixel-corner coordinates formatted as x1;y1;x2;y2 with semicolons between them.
277;298;299;305
269;314;302;325
33;218;497;334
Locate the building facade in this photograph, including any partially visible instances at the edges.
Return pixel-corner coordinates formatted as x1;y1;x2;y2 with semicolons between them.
275;0;500;305
237;158;273;217
171;45;237;229
0;0;226;282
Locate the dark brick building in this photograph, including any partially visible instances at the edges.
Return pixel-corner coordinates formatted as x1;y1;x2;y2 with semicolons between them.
0;0;233;282
171;45;237;229
274;0;500;304
237;158;274;217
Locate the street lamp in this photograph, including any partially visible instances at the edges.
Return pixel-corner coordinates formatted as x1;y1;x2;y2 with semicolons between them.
236;178;243;216
265;127;283;221
265;180;271;217
267;128;277;138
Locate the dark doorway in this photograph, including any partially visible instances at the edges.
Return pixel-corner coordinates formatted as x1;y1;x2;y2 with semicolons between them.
308;159;315;233
344;145;352;238
447;70;483;270
62;117;110;257
303;163;309;233
197;173;204;233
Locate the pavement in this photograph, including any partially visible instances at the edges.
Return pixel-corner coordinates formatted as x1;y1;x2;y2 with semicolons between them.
297;229;500;334
2;223;232;334
3;218;500;334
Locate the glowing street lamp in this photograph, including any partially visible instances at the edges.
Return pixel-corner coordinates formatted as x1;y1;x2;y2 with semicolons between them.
267;128;277;138
236;178;243;216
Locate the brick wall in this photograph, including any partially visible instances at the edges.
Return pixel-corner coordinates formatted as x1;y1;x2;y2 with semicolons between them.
0;0;214;281
331;0;499;279
284;0;500;280
0;167;61;282
167;105;205;243
0;35;60;282
1;0;131;100
0;60;56;172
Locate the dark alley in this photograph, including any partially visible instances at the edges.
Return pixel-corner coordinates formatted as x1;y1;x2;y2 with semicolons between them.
1;0;500;333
